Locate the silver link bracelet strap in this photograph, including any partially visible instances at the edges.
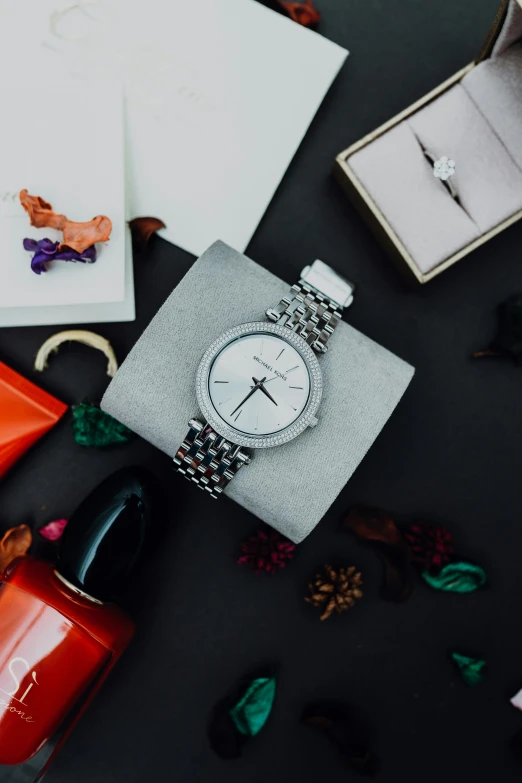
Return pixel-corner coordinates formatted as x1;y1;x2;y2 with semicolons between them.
266;259;355;354
173;418;251;499
173;260;355;496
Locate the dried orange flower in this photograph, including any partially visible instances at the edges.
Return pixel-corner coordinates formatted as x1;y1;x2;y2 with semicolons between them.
20;189;112;254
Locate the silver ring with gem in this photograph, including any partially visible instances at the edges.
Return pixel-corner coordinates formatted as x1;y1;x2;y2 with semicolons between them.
424;151;458;201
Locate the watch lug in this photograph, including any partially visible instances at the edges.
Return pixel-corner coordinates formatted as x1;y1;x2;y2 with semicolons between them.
265;307;280;322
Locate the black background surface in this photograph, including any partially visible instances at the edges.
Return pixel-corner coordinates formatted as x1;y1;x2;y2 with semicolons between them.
1;1;522;781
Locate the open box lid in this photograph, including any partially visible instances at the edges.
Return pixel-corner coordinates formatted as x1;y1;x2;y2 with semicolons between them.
479;0;522;61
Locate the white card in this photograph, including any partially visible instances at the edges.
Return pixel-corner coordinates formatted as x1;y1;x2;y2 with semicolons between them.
0;228;135;328
0;84;126;309
0;0;348;257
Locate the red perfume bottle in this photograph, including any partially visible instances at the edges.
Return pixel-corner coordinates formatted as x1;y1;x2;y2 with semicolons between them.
0;467;156;768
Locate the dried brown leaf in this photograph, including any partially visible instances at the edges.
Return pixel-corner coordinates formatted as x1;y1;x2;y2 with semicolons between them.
342;506;414;603
301;700;380;777
0;525;32;574
129;216;166;251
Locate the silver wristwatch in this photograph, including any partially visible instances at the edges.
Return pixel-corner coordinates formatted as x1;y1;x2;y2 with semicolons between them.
173;260;355;498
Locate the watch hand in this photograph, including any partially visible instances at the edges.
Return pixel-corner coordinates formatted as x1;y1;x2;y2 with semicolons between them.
252;377;278;406
230;377;266;417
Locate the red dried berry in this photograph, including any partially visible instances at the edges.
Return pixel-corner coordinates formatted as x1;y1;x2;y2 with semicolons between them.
403;521;454;574
237;526;296;574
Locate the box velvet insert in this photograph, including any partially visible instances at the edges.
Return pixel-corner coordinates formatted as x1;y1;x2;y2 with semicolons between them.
101;241;414;543
335;0;522;283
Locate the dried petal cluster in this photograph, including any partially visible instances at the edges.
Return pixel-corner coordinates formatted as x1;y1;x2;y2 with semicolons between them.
403;521;454;574
306;564;363;621
237;526;295;574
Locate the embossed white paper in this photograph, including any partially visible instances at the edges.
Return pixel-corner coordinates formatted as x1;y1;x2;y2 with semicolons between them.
0;0;348;257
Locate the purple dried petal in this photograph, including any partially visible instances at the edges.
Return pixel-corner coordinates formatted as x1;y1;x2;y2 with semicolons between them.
31;251;50;274
23;237;97;274
55;247;80;261
81;244;97;263
40;238;60;254
55;245;97;263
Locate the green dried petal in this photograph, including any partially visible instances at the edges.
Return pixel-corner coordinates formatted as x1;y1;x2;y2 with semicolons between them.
450;652;487;686
72;402;134;448
421;561;486;593
229;676;276;737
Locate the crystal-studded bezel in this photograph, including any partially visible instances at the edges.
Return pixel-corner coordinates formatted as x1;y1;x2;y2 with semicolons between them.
196;322;323;449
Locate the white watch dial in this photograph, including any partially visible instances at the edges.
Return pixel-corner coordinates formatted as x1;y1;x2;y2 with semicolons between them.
208;332;311;436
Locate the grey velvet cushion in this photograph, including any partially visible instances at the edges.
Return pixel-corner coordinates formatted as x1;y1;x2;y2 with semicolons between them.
102;241;414;543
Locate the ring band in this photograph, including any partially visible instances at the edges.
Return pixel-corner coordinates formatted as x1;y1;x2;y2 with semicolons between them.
424;150;458;201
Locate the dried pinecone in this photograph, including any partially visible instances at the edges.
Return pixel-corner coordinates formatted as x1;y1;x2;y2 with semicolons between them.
237;526;296;574
403;521;454;574
306;565;363;621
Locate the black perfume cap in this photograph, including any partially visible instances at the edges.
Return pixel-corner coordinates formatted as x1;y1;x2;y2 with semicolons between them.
56;466;158;603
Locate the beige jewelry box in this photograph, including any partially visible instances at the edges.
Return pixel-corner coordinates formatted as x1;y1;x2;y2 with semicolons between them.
334;0;522;283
